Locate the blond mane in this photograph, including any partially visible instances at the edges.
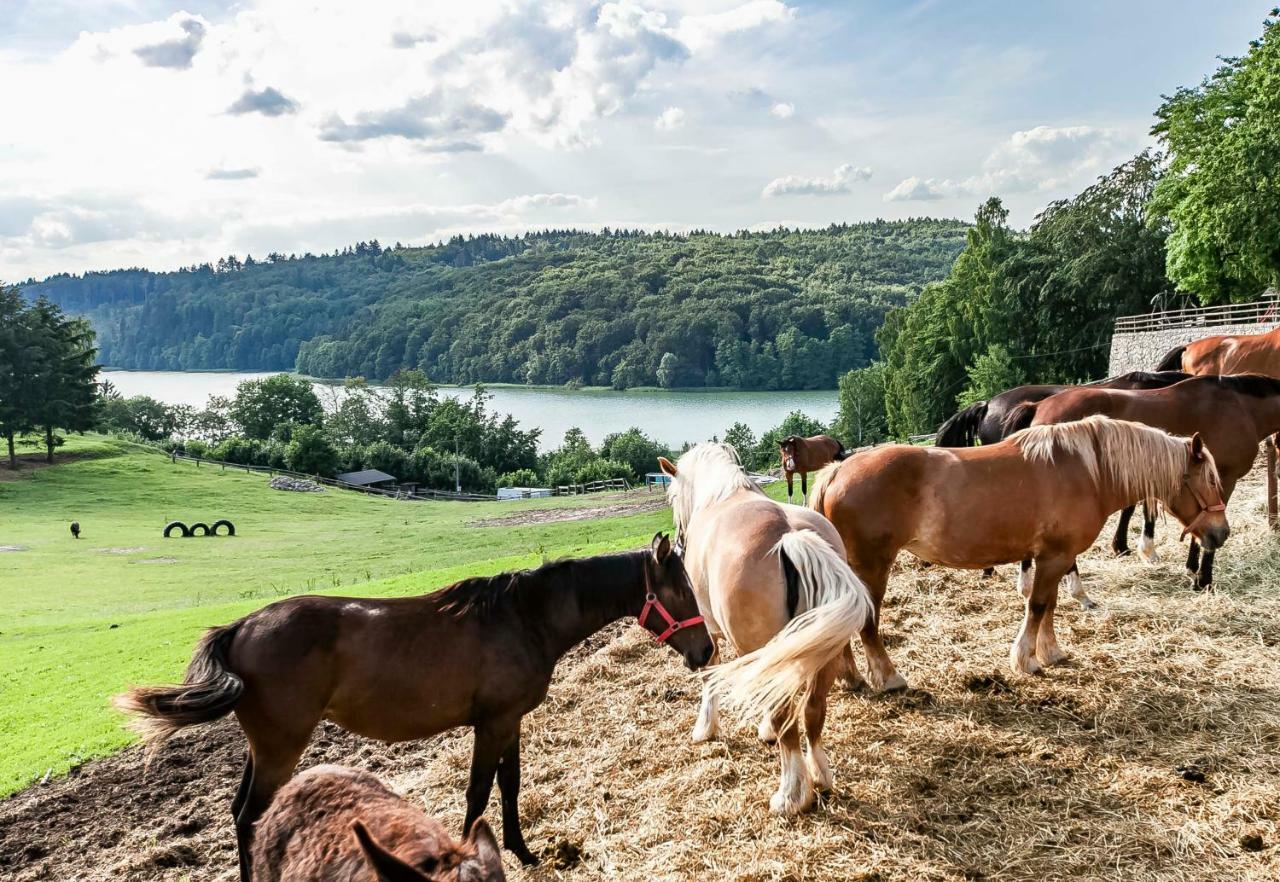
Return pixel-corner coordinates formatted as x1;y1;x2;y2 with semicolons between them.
1009;414;1217;502
667;442;763;540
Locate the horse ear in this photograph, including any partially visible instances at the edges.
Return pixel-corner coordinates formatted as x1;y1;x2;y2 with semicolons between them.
657;456;677;477
463;819;506;880
1190;433;1206;461
352;822;433;882
651;532;672;563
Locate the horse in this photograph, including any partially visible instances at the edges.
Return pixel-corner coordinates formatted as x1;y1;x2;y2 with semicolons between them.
1156;324;1280;376
778;434;848;502
116;535;711;881
1007;374;1280;589
656;444;875;816
252;765;506;881
807;416;1228;677
935;371;1191;448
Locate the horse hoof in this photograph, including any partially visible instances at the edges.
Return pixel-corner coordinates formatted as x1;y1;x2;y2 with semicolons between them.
691;724;718;744
1038;648;1068;666
757;716;778;744
769;790;813;816
1112;547;1131;557
1080;598;1098;611
1010;648;1042;676
511;847;539;867
878;673;908;693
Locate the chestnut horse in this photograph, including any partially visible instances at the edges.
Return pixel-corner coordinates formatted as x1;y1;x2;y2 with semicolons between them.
1009;374;1280;589
778;434;847;502
805;417;1227;678
116;536;711;881
1156;323;1280;376
657;444;875;815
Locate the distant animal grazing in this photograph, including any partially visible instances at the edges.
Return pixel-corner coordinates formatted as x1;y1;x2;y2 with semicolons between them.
935;371;1191;448
1008;375;1280;589
252;765;505;882
808;417;1227;676
1156;325;1280;376
116;536;710;881
69;521;80;539
777;434;847;502
658;444;874;816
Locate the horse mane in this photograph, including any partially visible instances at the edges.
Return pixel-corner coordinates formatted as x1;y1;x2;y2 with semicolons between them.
436;552;638;620
1205;373;1280;397
1103;370;1191;386
1009;415;1214;502
668;442;763;538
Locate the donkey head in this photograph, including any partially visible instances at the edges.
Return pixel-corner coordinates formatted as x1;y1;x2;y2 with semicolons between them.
353;819;506;882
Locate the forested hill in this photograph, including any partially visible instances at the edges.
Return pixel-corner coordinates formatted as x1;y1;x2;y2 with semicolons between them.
22;221;968;390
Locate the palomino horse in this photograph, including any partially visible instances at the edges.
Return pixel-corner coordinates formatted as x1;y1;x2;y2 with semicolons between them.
657;444;875;815
805;417;1227;678
778;434;847;502
1008;374;1280;589
936;371;1190;448
1156;323;1280;375
116;536;711;881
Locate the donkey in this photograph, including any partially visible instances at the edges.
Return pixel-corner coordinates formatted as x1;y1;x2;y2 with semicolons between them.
252;764;505;881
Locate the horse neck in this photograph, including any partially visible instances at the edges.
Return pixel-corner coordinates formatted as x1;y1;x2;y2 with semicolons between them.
531;554;644;661
1233;388;1280;439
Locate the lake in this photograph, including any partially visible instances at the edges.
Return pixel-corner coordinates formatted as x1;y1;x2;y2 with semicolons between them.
101;371;839;450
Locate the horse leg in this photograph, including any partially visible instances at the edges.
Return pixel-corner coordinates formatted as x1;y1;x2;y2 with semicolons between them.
786;472;794;503
803;661;840;793
1186;538;1201;575
768;712;813;816
1016;559;1032;597
838;643;869;693
801;471;808;504
495;727;538;866
236;742;306;882
1194;550;1216;592
854;562;906;692
1011;555;1071;675
1062;561;1096;611
982;567;995;579
1036;565;1070;666
1111;505;1135;556
691;641;722;743
1138;499;1160;563
463;720;518;848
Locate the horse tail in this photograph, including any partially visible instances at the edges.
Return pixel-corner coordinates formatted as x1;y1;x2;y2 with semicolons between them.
113;620;245;754
1001;401;1039;437
935;401;987;447
832;444;851;461
705;530;874;729
1155;344;1187;372
805;461;843;516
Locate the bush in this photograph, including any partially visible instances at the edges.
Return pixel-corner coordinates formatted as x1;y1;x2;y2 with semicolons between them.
183;439;210;459
285;425;339;476
573;458;632;485
600;427;671;481
358;440;409;480
497;468;541;488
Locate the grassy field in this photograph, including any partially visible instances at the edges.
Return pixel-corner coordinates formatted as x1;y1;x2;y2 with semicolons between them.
0;435;679;796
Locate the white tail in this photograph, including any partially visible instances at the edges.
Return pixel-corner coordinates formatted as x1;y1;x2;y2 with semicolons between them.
705;530;874;729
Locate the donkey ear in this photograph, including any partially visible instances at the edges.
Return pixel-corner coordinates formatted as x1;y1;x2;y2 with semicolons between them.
657;455;677;477
651;532;672;563
1190;433;1206;461
462;819;506;881
352;822;433;882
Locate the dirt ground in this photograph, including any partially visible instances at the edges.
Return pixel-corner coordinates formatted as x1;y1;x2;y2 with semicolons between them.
4;476;1280;882
468;492;669;527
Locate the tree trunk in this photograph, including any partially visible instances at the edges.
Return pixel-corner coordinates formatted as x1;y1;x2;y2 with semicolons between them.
5;431;14;470
45;426;54;463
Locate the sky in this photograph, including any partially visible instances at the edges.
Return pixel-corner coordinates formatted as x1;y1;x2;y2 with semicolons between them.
0;0;1269;281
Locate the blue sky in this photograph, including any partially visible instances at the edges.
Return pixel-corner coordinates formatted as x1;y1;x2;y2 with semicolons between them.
0;1;1268;280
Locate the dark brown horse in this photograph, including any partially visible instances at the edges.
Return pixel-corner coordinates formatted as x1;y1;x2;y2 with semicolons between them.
1010;374;1280;589
808;417;1227;678
778;434;847;502
116;535;712;880
935;371;1191;448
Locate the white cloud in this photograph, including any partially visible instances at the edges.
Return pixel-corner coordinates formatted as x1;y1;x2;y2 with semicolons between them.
769;101;794;119
677;1;794;51
884;124;1127;202
655;106;686;131
763;163;871;198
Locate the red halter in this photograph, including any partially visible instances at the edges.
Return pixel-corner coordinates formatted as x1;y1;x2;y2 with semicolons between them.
637;562;704;645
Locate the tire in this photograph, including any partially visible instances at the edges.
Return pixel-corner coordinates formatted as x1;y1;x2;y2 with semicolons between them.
163;521;191;539
211;519;236;537
189;522;211;537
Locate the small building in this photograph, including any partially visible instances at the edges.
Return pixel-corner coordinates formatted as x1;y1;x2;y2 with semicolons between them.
497;486;553;500
645;472;672;492
335;468;398;488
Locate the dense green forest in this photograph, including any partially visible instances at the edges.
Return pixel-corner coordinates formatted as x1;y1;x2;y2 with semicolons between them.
21;222;968;390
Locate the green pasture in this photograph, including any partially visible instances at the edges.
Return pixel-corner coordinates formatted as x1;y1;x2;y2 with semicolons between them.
0;435;684;796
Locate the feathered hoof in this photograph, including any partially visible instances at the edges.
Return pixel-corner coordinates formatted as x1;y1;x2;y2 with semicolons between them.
1037;645;1069;666
1079;597;1098;611
757;715;778;745
691;721;718;744
1010;645;1042;676
878;673;908;693
769;787;814;816
1137;535;1160;564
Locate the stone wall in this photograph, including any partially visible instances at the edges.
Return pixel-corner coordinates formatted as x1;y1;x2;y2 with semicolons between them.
1108;322;1280;375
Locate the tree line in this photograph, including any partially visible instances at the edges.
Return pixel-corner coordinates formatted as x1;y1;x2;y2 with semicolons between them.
0;291;99;467
22;222;968;391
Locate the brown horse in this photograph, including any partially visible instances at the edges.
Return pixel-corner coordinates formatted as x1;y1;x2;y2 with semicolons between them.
1010;374;1280;589
805;417;1227;678
252;765;506;881
778;434;847;502
116;536;711;880
657;443;875;815
1156;324;1280;376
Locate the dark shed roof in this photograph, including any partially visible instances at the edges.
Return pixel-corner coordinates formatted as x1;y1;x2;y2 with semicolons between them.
335;469;397;486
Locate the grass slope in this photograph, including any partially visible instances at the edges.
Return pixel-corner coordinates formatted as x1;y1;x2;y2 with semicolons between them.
0;435;675;796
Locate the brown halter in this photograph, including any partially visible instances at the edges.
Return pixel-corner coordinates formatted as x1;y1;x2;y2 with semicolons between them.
1179;468;1227;542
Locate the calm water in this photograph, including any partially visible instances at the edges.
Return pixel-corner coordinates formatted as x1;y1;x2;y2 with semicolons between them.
101;371;838;450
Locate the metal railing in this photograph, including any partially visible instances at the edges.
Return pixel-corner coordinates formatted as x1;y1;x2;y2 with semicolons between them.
1114;296;1280;334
